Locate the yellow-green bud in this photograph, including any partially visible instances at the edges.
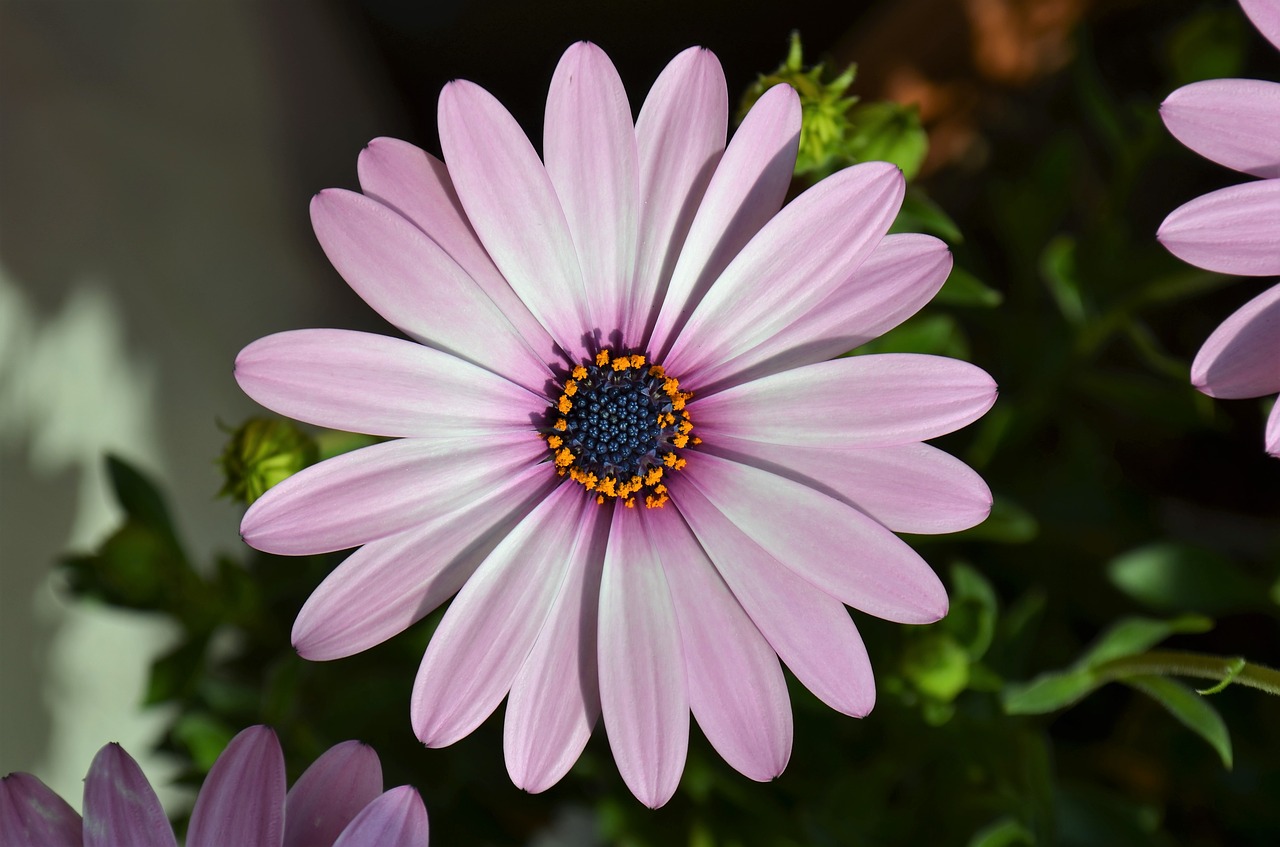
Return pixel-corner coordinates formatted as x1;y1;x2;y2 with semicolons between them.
218;418;318;505
740;32;860;180
901;633;971;703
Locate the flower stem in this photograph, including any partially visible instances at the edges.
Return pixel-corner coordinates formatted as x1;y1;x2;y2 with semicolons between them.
1093;650;1280;696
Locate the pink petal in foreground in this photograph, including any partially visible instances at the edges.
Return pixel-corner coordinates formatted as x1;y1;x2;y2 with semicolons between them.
1266;398;1280;457
0;773;83;847
544;41;639;341
438;80;590;358
83;744;175;847
356;137;555;357
293;463;556;660
187;727;285;847
310;189;551;393
1161;79;1280;178
412;483;589;748
241;433;544;556
283;741;382;847
1191;281;1280;399
693;354;997;449
670;477;876;716
1241;0;1280;50
683;452;948;624
648;83;800;357
1158;180;1280;276
646;504;792;781
504;502;610;793
706;437;991;535
235;329;544;439
631;47;728;344
702;233;953;391
330;787;429;847
666;162;906;382
598;507;689;808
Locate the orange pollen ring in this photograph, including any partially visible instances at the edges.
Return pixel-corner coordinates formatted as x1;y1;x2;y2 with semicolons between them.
543;348;695;509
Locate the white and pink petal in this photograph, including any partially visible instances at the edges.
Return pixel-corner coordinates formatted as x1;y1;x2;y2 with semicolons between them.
648;83;801;357
330;787;429;847
692;354;997;450
1161;79;1280;178
412;483;590;748
630;47;729;345
240;434;544;556
438;80;591;359
83;744;175;847
310;189;552;393
187;727;285;847
645;505;792;781
681;452;948;624
503;501;610;793
544;42;639;340
356;137;555;354
705;436;991;535
598;507;689;809
283;741;382;847
669;478;877;716
236;329;544;438
292;463;556;660
1158;180;1280;277
1191;280;1280;399
664;162;905;383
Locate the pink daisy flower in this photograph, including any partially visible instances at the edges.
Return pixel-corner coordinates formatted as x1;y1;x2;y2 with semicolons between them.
0;726;429;846
1158;0;1280;454
234;42;996;807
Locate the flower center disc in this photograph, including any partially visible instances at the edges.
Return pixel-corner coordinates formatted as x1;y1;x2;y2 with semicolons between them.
545;349;695;508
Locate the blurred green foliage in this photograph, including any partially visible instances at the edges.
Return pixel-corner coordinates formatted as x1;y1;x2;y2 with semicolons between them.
60;3;1280;846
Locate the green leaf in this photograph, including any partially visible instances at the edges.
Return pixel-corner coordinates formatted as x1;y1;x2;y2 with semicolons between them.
1040;235;1086;325
1003;616;1213;715
145;637;209;705
892;189;963;242
947;496;1039;544
1003;669;1098;715
948;563;999;660
1107;542;1265;614
106;454;179;543
1124;675;1233;768
856;313;970;358
1077;615;1213;668
934;266;1004;308
968;817;1035;847
847;101;928;180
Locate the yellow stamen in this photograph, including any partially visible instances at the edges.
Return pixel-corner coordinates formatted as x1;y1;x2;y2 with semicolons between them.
663;453;679;468
625;497;636;508
596;350;611;366
597;494;605;505
611;357;630;372
547;435;563;449
644;467;663;486
555;447;575;467
558;395;572;414
672;434;689;449
663;377;680;394
554;418;567;431
572;365;588;380
648;365;665;378
564;379;578;397
629;354;646;369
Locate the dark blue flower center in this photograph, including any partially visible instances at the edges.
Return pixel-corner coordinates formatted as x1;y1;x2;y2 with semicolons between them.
545;350;694;508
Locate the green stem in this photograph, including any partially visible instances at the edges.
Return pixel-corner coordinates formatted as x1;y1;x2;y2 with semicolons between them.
1094;650;1280;696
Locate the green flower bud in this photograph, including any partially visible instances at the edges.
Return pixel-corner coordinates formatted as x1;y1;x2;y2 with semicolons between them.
740;32;860;179
218;418;318;505
901;632;971;703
